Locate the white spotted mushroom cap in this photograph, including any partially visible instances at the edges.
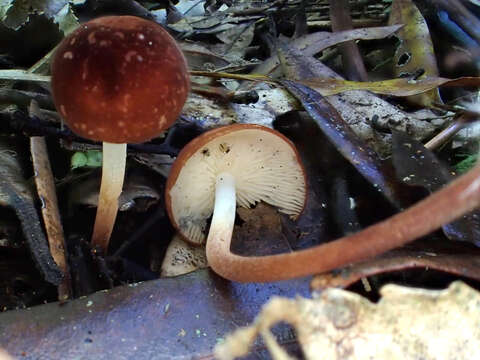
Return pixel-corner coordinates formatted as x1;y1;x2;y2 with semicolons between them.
165;124;307;245
51;16;189;144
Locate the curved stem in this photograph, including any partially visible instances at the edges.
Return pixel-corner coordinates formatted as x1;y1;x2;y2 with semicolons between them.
91;142;127;253
206;172;237;270
206;164;480;283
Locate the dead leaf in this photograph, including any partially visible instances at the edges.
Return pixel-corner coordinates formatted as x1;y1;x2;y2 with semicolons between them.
0;269;310;359
388;0;442;106
311;240;480;291
277;41;442;157
160;233;207;277
281;80;410;209
216;281;480;360
0;138;62;285
68;172;160;213
231;203;291;256
249;25;403;82
299;76;480;97
392;130;480;244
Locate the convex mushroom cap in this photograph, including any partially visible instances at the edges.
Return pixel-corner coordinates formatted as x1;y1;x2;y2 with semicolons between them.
51;15;189;144
166;124;307;245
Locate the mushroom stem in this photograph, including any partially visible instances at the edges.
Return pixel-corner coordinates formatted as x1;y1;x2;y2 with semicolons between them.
206;164;480;283
206;172;237;265
91;142;127;253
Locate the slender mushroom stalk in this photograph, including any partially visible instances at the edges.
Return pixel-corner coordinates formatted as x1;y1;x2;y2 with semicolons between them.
91;142;127;250
206;162;480;282
168;124;480;283
51;16;189;253
206;172;237;255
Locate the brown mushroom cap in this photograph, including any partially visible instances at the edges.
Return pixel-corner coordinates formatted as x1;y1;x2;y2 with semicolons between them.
51;16;189;144
165;124;307;245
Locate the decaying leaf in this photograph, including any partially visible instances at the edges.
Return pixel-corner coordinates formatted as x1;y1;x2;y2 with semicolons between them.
278;42;444;157
392;130;480;244
182;88;300;130
281;80;409;209
388;0;442;107
299;76;480;97
0;138;62;285
249;25;403;82
68;172;160;213
215;22;255;60
1;0;78;34
160;233;207;277
311;240;480;291
0;269;310;359
231;203;292;256
181;42;231;71
216;281;480;360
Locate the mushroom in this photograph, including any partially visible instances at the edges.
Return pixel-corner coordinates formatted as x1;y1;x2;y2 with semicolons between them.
165;124;307;273
51;16;189;252
167;125;480;283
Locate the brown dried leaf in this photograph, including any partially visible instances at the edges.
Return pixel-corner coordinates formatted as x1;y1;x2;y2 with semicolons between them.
310;240;480;291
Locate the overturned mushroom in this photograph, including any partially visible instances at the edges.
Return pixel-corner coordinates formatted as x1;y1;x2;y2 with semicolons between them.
51;16;189;252
167;125;480;283
165;124;307;276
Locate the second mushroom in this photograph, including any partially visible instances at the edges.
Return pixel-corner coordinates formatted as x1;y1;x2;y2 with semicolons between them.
165;123;307;273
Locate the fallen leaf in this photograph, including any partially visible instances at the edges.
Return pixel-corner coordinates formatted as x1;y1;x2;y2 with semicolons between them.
249;25;403;81
0;269;310;359
281;80;410;210
388;0;442;106
277;41;442;157
160;233;207;277
392;130;480;244
0;138;62;285
311;240;480;291
299;76;480;97
217;281;480;360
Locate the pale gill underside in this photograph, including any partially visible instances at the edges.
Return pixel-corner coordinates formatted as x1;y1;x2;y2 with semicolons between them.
169;129;306;244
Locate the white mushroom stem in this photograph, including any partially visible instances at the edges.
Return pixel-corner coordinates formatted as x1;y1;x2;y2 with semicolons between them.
91;142;127;253
206;172;237;263
207;164;480;283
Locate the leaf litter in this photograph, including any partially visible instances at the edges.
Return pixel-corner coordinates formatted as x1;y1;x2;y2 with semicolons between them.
0;0;480;358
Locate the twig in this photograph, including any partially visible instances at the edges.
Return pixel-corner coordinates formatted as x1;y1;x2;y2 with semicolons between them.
329;0;368;81
30;137;72;300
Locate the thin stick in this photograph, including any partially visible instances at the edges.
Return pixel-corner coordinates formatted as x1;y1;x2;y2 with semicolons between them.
207;163;480;282
424;115;468;150
91;142;127;253
30;136;72;299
